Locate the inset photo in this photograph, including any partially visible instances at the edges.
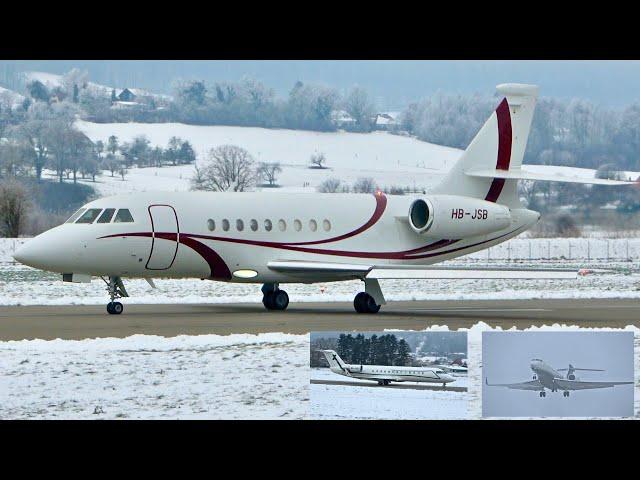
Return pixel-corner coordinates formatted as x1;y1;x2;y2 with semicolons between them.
310;331;469;419
482;331;634;418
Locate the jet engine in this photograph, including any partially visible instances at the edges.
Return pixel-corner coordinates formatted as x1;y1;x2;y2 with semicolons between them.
408;194;511;238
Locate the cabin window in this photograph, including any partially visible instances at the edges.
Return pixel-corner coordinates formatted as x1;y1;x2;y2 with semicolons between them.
207;219;215;231
97;208;116;224
264;219;272;232
236;219;244;231
76;208;103;224
278;219;286;231
65;208;86;223
294;219;302;231
113;209;134;223
222;219;230;231
250;219;258;231
309;219;317;232
323;219;331;231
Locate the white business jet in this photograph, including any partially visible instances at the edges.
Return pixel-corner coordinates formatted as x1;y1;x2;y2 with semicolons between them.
320;349;456;387
485;359;633;398
13;84;633;314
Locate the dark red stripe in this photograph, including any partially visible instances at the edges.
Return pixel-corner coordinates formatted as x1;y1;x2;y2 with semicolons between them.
485;98;512;203
179;236;232;280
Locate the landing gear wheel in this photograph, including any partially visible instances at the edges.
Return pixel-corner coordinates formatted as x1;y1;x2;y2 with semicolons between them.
262;290;289;311
378;381;384;386
563;391;570;397
262;292;275;310
353;292;381;314
539;391;546;398
107;302;123;315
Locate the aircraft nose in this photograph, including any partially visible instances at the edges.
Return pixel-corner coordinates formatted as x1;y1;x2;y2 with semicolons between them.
13;238;49;269
12;228;80;272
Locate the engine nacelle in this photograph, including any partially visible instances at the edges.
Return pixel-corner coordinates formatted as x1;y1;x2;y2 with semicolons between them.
408;195;511;238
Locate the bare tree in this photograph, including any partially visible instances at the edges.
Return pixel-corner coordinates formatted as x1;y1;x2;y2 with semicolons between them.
352;177;377;194
191;145;256;192
344;86;375;131
256;162;282;187
317;177;342;193
0;180;30;237
310;152;327;169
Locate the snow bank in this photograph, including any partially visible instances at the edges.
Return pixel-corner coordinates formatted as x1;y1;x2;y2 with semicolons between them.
0;332;309;419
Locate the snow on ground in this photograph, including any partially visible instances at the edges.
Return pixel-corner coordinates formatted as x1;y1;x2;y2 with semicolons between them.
311;367;469;389
310;382;468;420
0;259;638;306
0;333;309;419
70;121;639;197
75;121;463;195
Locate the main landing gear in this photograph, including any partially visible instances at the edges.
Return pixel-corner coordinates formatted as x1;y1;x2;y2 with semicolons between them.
353;278;385;314
354;292;381;314
262;283;289;311
563;391;570;397
377;380;390;386
102;276;128;315
539;391;547;398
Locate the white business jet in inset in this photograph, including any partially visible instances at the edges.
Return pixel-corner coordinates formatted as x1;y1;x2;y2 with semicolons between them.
13;84;634;314
485;359;633;398
320;349;456;387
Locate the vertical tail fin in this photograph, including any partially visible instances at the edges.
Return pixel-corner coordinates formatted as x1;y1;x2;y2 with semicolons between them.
434;83;539;207
320;350;351;375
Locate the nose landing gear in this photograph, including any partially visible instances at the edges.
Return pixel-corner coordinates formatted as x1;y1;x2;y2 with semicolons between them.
563;391;570;397
539;391;546;398
101;276;128;315
262;283;289;311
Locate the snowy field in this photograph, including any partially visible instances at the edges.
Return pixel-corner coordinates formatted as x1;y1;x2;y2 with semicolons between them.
0;333;309;419
1;259;639;307
70;121;639;198
2;237;640;307
75;121;462;195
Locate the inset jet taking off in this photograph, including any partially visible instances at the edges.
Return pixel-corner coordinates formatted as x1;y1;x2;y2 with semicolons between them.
485;359;633;398
13;83;635;314
320;350;456;387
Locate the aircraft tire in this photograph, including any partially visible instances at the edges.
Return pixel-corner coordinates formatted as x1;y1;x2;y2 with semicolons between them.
107;302;123;315
354;292;380;314
272;290;289;310
262;292;275;310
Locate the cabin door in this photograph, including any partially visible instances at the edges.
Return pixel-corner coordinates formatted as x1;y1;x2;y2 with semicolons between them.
146;205;179;270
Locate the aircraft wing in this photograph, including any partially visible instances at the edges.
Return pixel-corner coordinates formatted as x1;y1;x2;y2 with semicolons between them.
466;168;636;185
268;261;578;280
485;378;544;391
554;378;634;391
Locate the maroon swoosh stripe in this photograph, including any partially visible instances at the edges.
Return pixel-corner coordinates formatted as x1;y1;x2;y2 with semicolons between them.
484;98;512;203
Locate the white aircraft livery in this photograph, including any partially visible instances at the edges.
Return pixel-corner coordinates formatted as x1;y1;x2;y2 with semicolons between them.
320;349;456;386
485;359;633;397
13;84;633;314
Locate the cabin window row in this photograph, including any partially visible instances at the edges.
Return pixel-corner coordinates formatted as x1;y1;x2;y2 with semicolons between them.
206;218;331;233
67;208;135;224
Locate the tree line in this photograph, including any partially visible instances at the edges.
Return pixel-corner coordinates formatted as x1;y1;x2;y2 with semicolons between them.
335;333;412;367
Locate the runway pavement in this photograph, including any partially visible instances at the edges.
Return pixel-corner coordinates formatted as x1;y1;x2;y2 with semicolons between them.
0;298;638;340
310;379;468;392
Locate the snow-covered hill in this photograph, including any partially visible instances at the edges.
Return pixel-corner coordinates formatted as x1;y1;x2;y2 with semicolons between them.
74;121;639;198
75;121;463;196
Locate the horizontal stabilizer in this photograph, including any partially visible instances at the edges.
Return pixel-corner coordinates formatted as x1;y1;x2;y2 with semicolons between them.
466;168;636;185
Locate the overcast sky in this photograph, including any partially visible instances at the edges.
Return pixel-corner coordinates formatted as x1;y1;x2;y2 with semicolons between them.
482;331;634;418
4;60;640;109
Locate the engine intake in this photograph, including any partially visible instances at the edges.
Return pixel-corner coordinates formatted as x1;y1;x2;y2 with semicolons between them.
408;195;511;238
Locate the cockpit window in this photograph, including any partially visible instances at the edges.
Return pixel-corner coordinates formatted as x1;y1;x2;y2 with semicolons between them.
97;208;116;223
76;208;103;224
113;209;134;223
65;208;86;223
